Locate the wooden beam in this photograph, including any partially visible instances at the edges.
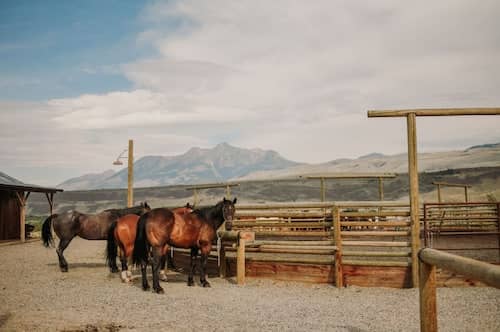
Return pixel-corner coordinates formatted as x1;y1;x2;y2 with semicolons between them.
407;112;420;287
368;108;500;117
320;177;325;202
306;173;396;179
127;139;134;207
15;191;27;243
237;238;246;285
419;248;500;288
185;183;240;190
432;181;471;188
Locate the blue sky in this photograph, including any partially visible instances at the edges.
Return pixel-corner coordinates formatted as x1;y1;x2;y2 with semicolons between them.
1;1;499;186
0;0;151;100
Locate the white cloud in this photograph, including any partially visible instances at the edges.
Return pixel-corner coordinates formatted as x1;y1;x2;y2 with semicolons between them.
1;0;500;184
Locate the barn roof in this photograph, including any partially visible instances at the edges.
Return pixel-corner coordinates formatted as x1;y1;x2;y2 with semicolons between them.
0;171;63;194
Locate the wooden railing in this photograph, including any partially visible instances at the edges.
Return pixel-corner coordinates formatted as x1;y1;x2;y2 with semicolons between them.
418;248;500;332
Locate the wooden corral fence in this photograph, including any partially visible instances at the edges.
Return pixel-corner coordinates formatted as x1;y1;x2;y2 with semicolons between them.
335;202;413;287
423;202;500;258
418;248;500;332
224;201;413;287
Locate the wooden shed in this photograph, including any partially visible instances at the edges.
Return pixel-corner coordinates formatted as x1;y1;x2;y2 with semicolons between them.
0;172;62;242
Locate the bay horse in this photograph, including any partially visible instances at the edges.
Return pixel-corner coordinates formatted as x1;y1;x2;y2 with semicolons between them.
41;202;151;272
106;203;194;283
132;198;236;293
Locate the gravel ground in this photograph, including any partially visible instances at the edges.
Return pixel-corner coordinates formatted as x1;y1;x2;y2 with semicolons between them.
0;238;499;332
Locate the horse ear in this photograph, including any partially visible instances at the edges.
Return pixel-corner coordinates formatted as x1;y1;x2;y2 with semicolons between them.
186;202;191;208
223;197;227;202
232;197;237;204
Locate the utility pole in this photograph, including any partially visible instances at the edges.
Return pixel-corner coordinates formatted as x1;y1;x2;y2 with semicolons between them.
127;139;134;207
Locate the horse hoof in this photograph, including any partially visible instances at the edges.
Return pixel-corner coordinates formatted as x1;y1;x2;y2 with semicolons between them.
187;280;194;287
142;284;150;291
111;268;119;273
60;267;68;272
202;281;211;288
154;287;164;294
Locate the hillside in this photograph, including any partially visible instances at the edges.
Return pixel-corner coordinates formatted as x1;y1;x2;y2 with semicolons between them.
28;166;500;215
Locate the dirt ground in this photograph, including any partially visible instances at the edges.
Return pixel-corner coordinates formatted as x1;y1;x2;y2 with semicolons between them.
0;238;499;332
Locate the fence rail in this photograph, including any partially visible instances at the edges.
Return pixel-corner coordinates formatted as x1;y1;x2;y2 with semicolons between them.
418;248;500;332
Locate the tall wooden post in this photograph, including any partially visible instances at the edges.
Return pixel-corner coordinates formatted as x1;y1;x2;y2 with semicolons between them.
237;237;246;285
378;177;384;201
419;259;437;332
333;206;343;287
320;177;326;202
226;185;231;199
16;192;28;242
407;113;420;287
464;187;469;203
436;184;442;203
127;139;134;207
193;189;199;206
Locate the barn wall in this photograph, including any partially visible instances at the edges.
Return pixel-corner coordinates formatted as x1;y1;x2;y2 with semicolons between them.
0;190;20;240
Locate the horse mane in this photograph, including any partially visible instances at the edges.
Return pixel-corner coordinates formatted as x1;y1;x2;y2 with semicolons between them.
193;200;224;229
104;202;148;218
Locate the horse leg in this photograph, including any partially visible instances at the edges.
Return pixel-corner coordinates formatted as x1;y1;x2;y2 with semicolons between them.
151;246;164;294
56;236;74;272
187;247;198;286
159;254;168;282
167;247;176;270
140;261;149;291
199;244;211;288
119;247;131;283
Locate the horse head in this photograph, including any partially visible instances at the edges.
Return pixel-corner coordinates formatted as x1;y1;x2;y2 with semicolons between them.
221;197;237;231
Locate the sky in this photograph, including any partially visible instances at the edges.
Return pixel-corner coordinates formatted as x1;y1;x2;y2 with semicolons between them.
1;0;499;186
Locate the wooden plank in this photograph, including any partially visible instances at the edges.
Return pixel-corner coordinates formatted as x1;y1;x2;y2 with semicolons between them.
340;221;410;227
343;241;411;247
227;247;336;255
343;251;410;257
368;108;500;117
343;260;411;267
234;221;331;228
249;240;334;246
341;231;410;237
252;231;331;237
342;265;412;288
236;211;328;218
341;211;410;217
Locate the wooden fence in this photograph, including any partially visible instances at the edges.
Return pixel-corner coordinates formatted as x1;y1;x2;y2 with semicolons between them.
418;248;500;332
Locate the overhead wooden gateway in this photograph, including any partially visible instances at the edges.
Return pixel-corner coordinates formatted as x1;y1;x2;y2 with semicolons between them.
368;107;500;287
0;172;63;242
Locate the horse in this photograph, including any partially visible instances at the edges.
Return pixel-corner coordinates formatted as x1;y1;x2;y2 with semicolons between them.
132;197;236;294
41;202;151;272
106;203;194;283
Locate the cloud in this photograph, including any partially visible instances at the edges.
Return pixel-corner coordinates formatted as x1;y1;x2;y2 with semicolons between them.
1;0;500;184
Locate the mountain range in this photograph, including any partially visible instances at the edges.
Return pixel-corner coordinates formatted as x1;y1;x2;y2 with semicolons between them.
57;142;500;191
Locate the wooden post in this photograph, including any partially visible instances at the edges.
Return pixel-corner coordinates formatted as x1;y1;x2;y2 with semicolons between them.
437;184;441;203
497;203;500;260
237;237;246;285
16;192;27;242
333;206;343;287
464;187;469;203
127;139;134;207
378;177;384;201
219;244;227;278
419;259;437;332
320;177;326;202
407;112;420;287
193;189;199;206
226;185;231;199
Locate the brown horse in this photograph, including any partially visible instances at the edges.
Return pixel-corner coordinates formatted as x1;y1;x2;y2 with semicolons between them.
132;198;236;293
106;204;194;282
42;203;151;272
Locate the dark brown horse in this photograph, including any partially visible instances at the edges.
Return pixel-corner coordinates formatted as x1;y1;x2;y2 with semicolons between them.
106;204;194;283
42;203;151;272
132;198;236;293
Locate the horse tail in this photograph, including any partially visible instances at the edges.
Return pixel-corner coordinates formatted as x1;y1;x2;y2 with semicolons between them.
132;213;149;266
106;221;118;269
41;214;58;247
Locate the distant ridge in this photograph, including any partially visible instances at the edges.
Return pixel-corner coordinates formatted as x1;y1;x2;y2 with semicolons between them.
58;142;500;190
